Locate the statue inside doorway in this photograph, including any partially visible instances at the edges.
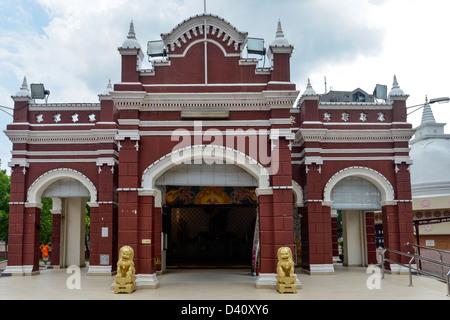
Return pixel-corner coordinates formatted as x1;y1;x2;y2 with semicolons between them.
276;246;297;294
114;245;136;294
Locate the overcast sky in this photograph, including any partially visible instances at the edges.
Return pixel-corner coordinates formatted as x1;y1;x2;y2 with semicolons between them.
0;0;449;172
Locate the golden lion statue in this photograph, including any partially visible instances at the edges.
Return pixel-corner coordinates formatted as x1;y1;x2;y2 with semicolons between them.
114;245;136;294
276;246;297;293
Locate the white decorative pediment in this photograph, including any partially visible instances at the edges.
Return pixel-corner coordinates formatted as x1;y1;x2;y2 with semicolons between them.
161;14;248;53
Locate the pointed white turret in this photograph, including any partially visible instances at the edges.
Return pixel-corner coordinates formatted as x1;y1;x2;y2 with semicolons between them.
388;74;404;98
303;78;317;96
15;76;31;97
121;20;141;49
270;19;291;47
420;97;436;125
104;79;113;95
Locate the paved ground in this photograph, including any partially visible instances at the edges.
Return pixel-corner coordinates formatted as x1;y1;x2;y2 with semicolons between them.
0;261;448;300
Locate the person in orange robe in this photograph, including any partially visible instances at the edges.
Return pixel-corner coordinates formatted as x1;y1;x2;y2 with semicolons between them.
40;243;50;265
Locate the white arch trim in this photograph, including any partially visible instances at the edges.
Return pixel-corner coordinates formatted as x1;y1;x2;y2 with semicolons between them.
140;145;271;207
27;168;98;208
172;38;240;58
323;166;396;207
142;145;270;189
292;180;304;207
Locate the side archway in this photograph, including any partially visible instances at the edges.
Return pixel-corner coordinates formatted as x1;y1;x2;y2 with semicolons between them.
323;166;395;206
27;168;98;207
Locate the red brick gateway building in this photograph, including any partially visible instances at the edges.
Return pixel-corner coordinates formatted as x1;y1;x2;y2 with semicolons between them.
4;13;416;289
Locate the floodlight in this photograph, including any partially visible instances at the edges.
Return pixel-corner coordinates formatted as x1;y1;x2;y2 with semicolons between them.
247;37;266;55
429;97;450;104
407;96;450;116
31;84;50;100
373;84;387;100
147;40;167;58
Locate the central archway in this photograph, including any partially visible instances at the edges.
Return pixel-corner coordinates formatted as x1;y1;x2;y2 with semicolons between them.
141;145;271;270
141;145;270;192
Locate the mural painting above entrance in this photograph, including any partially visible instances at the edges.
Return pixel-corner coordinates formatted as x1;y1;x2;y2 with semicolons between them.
166;186;257;206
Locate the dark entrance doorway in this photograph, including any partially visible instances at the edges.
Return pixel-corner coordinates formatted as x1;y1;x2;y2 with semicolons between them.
165;205;257;268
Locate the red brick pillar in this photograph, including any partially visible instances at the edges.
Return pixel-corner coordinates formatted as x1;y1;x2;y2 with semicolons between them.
6;203;26;268
301;201;333;273
117;136;140;271
153;206;162;272
395;162;415;263
88;203;118;273
117;190;138;266
331;213;339;258
258;134;295;275
24;206;41;274
88;163;118;274
137;195;155;275
301;163;334;274
272;188;294;259
382;204;400;269
257;193;275;274
5;165;41;275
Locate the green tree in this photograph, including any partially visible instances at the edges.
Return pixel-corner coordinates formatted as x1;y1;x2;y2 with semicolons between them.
0;169;11;258
40;198;53;245
0;169;10;241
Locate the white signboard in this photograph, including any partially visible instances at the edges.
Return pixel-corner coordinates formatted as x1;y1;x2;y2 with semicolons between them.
425;240;435;247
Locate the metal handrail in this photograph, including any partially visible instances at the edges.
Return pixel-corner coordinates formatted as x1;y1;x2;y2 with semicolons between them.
381;248;415;287
381;246;450;296
407;242;450;278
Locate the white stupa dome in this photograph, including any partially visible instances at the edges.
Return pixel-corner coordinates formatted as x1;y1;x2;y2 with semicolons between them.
409;102;450;197
270;20;291;47
302;78;316;96
15;76;31;98
121;20;141;49
388;75;404;98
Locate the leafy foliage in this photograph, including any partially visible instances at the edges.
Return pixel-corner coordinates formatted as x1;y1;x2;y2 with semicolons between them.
0;169;10;242
40;198;53;245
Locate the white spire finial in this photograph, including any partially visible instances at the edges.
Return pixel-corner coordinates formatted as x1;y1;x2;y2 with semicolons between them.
21;76;28;90
102;79;113;95
303;78;316;95
392;74;399;89
276;19;284;38
121;20;141;49
15;75;31;97
388;74;404;97
270;19;291;48
421;100;436;125
128;20;136;39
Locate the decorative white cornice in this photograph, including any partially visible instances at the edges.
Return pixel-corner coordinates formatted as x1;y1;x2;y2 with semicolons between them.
28;103;101;111
4;129;117;145
270;128;295;140
318;102;393;110
296;128;415;144
115;130;140;141
110;90;298;111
